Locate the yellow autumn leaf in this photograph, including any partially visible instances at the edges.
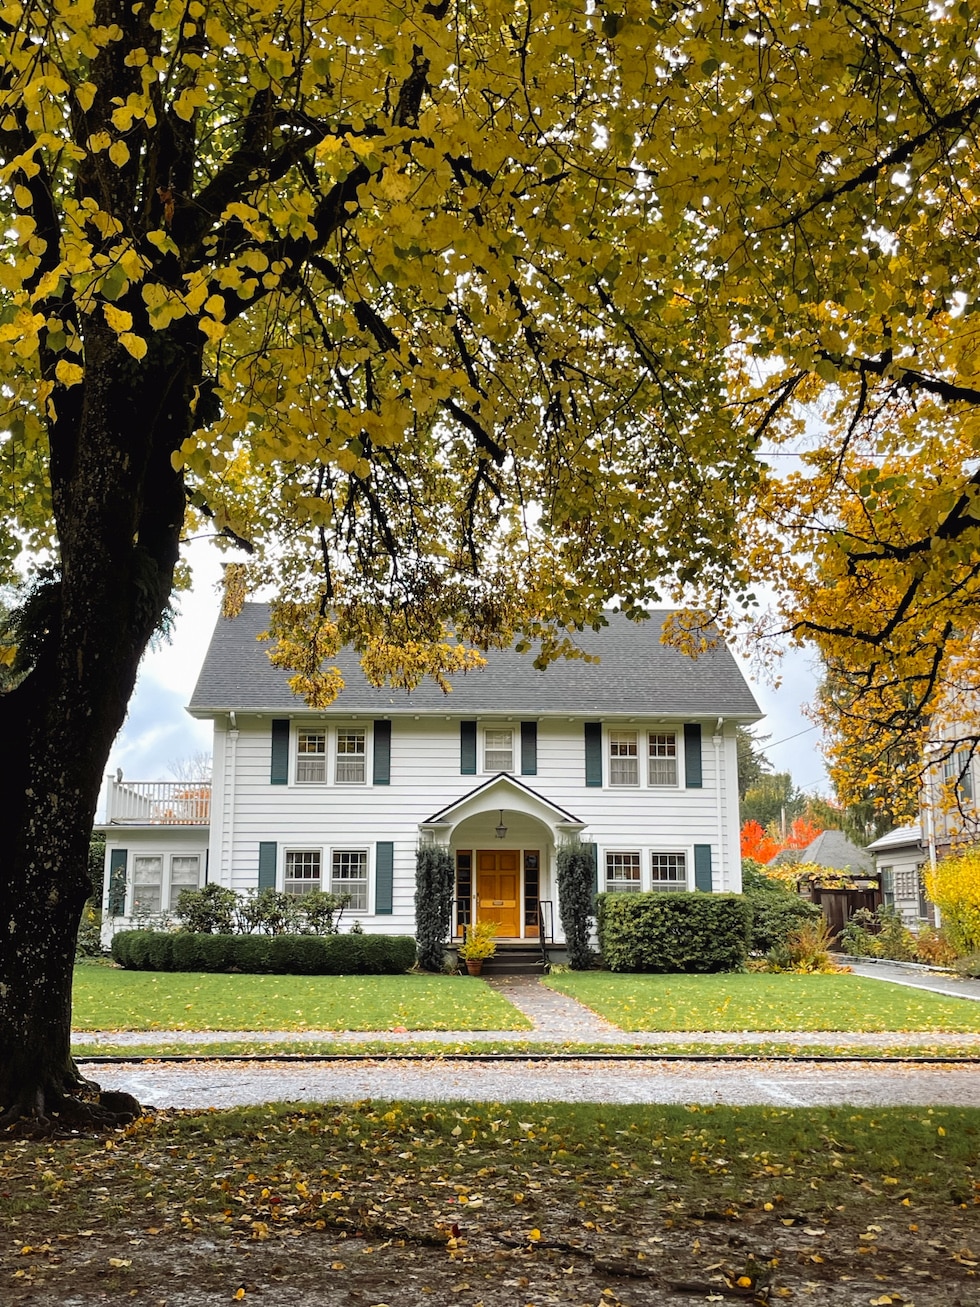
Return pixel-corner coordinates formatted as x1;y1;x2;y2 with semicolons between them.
103;304;133;333
118;332;147;359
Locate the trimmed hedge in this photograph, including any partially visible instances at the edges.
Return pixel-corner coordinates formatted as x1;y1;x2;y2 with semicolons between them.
595;892;751;973
110;930;416;975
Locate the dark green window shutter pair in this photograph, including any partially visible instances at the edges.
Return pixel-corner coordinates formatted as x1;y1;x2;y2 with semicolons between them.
271;718;392;784
460;720;537;774
107;848;128;915
257;839;395;913
584;721;703;788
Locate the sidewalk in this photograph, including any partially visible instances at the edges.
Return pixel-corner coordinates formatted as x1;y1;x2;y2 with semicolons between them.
71;968;980;1049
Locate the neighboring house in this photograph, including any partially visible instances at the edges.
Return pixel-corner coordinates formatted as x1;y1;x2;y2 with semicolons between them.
921;736;980;861
865;824;932;925
100;606;762;950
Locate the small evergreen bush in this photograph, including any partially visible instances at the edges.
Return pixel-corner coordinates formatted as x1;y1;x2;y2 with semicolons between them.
556;840;596;970
596;892;750;973
414;845;454;972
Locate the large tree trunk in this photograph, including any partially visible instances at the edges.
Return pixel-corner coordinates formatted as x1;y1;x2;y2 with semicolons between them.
0;320;202;1131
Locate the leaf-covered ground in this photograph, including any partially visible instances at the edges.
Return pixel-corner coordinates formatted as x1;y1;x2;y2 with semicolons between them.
544;973;980;1033
3;1101;979;1305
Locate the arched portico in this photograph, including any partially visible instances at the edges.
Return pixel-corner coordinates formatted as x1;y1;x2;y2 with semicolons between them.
420;774;585;941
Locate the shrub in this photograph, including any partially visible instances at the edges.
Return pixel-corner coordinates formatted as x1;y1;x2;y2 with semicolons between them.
557;841;596;970
766;917;836;973
954;952;980;979
925;849;980;956
838;908;876;957
414;845;455;972
76;903;103;958
838;905;919;962
237;887;301;935
298;890;348;935
175;883;238;934
595;892;750;973
912;925;958;967
743;878;822;954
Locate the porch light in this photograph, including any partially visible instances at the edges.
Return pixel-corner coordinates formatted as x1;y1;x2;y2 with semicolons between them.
495;810;507;839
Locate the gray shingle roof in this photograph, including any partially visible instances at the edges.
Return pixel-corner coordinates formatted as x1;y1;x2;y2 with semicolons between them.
188;604;762;719
799;829;874;874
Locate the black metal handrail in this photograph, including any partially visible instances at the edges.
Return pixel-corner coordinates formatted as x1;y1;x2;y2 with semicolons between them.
537;899;555;968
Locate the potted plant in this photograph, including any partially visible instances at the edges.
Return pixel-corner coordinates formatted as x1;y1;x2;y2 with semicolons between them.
457;921;497;975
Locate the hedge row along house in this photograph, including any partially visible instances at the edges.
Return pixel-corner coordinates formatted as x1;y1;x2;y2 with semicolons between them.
99;606;762;957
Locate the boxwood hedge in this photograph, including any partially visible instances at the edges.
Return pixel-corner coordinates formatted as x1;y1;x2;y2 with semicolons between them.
595;891;751;973
110;930;416;975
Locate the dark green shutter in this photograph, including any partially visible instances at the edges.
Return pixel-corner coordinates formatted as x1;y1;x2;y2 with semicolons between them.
584;721;603;787
376;841;394;915
694;844;712;892
460;720;477;774
521;721;538;775
373;720;391;785
684;723;703;789
258;841;277;889
271;719;290;784
107;848;127;915
583;841;599;894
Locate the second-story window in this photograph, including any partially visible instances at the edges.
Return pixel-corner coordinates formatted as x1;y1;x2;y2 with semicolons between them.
609;730;639;785
296;730;326;783
943;749;975;805
336;729;367;784
484;727;514;772
648;732;678;786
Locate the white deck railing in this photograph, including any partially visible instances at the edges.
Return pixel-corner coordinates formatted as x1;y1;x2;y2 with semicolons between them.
105;778;211;825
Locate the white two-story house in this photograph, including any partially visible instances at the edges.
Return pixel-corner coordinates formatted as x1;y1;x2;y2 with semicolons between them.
100;605;762;949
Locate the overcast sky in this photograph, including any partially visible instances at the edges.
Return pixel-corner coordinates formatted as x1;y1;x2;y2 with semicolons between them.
104;541;829;800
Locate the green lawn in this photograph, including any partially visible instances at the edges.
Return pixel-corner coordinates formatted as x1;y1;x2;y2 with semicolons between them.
544;971;980;1032
71;967;532;1031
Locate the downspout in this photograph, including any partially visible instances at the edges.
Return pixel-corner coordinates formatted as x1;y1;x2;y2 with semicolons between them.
224;711;239;889
713;717;725;889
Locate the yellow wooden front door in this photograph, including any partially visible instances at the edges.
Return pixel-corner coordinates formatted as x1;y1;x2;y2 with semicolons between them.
476;850;520;937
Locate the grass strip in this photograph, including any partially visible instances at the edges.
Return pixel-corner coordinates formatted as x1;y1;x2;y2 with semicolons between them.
71;1039;980;1059
545;971;980;1032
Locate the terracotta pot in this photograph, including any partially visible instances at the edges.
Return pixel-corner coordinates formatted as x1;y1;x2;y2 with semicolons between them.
465;958;484;976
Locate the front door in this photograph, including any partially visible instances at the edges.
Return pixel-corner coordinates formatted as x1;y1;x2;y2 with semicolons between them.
476;849;520;937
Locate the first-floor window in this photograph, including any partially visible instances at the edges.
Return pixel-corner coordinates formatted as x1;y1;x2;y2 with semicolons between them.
132;855;163;914
606;851;641;892
332;849;369;910
650;852;687;891
285;849;322;896
170;855;201;905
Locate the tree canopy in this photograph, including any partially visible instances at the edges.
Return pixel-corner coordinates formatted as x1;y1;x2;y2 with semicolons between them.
3;0;980;1126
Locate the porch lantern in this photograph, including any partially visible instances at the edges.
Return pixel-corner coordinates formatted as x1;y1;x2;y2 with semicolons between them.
495;810;507;839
